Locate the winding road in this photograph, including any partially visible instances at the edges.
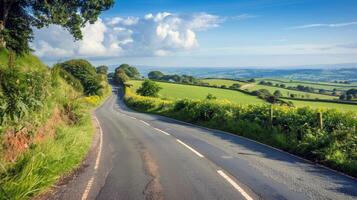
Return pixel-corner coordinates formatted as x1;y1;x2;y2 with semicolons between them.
51;86;357;200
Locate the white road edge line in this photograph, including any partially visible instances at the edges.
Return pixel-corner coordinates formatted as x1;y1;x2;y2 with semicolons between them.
139;120;150;126
217;170;254;200
176;139;204;158
81;117;103;200
154;128;171;136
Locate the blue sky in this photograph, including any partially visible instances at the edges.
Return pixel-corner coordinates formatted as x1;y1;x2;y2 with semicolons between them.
33;0;357;67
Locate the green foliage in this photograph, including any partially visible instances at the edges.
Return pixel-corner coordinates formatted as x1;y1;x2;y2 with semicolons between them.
115;64;140;79
52;65;84;93
0;0;114;54
0;68;49;125
274;90;283;97
136;80;162;97
148;71;164;80
58;59;103;96
0;101;95;200
148;70;201;85
229;83;241;90
96;65;108;74
125;88;357;177
114;69;130;84
1;3;33;54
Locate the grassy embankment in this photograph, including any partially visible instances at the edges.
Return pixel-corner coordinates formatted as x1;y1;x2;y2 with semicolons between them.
0;50;110;199
124;81;357;177
129;80;356;112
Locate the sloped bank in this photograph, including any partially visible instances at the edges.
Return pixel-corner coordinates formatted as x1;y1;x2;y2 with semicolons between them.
0;52;111;199
123;85;357;178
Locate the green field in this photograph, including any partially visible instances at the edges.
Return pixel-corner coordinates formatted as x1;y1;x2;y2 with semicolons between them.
128;80;266;105
130;80;357;111
247;84;337;100
201;78;338;100
201;79;248;87
258;78;357;91
287;99;357;111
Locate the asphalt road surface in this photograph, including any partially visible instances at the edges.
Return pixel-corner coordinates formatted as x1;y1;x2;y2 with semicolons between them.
52;86;357;200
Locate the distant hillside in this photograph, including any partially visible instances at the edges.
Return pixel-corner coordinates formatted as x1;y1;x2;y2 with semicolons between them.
128;66;357;83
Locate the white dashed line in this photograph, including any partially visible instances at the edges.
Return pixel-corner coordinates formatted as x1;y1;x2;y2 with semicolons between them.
154;128;171;136
176;139;204;158
81;117;103;200
217;170;254;200
129;116;137;120
139;120;150;126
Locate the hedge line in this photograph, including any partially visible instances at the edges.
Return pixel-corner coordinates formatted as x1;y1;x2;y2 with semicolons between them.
124;86;357;177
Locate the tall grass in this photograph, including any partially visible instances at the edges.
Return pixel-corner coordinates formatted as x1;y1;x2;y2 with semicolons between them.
124;87;357;177
0;111;94;199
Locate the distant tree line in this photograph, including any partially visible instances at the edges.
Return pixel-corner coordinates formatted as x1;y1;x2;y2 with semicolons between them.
148;70;203;85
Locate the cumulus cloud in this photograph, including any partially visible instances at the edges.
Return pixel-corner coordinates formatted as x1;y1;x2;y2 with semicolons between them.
32;12;221;61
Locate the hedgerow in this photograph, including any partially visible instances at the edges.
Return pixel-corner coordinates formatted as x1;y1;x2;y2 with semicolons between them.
124;86;357;177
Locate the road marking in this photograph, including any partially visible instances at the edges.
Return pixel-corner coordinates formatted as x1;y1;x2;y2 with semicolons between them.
81;177;94;200
154;128;171;136
176;139;204;158
217;170;254;200
139;120;150;126
94;117;103;170
81;117;103;200
129;116;137;120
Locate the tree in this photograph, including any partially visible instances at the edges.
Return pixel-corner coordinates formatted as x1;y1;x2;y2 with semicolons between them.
0;0;114;54
96;65;108;74
136;80;161;97
229;83;241;90
59;59;102;96
273;90;283;98
115;64;140;79
115;69;129;84
148;71;164;80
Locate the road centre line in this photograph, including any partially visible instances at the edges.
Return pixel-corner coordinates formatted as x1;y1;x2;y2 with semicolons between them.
139;120;150;126
176;139;204;158
217;170;254;200
154;128;171;136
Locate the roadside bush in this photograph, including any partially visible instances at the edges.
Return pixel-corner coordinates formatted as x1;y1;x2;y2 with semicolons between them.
58;59;102;96
124;86;357;177
0;68;49;125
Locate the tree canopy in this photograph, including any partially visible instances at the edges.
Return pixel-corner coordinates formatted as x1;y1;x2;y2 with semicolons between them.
148;71;164;80
136;80;161;97
96;65;109;74
59;59;103;96
0;0;114;54
115;64;140;79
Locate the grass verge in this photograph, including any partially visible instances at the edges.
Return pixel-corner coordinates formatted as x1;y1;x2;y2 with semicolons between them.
0;89;111;200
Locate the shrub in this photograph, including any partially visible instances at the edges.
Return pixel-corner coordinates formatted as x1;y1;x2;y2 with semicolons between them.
136;80;162;97
58;59;103;96
0;68;49;125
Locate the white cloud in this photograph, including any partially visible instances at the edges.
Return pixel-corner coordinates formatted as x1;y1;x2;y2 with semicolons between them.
32;12;221;61
288;21;357;29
